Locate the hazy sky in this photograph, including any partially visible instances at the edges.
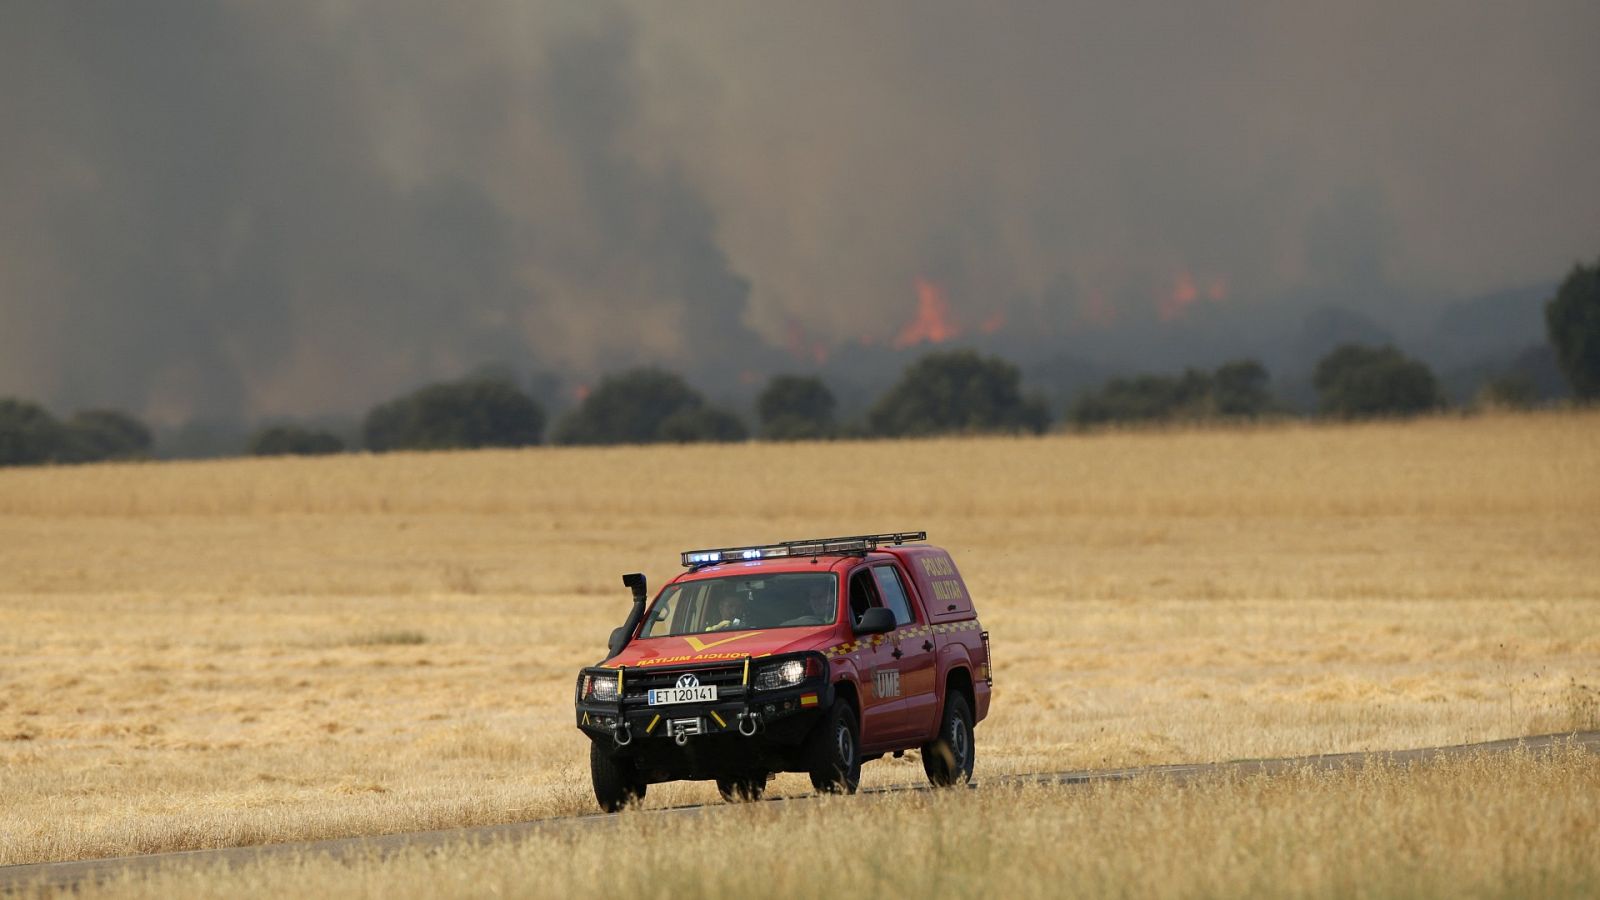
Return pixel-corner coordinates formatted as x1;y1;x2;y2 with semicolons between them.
2;1;1596;421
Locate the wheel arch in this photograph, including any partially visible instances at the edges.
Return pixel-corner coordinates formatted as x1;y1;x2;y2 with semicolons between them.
831;678;861;729
944;665;975;719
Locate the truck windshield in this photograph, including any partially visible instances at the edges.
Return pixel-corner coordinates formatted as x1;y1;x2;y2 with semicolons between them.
639;572;838;638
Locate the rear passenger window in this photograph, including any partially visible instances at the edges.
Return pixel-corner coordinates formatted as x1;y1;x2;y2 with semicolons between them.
872;565;915;626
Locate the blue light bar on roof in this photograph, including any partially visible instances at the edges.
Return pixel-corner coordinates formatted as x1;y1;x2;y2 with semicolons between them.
683;547;791;566
679;532;927;568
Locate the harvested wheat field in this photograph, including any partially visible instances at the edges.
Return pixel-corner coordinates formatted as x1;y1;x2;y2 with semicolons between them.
55;747;1600;899
2;411;1598;872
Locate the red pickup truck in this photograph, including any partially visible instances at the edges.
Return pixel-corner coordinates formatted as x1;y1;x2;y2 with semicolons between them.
574;532;992;811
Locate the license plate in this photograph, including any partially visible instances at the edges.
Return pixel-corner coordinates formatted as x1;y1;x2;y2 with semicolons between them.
647;686;718;706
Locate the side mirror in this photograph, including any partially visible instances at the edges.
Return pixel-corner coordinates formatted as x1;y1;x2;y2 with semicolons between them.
608;626;629;656
854;607;896;635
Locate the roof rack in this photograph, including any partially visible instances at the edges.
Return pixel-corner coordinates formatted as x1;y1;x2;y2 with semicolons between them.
680;532;927;568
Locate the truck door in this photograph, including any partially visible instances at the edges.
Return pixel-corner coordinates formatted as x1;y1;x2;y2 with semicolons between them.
846;567;903;744
871;563;939;741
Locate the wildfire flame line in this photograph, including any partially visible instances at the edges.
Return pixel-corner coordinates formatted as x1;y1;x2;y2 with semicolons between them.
893;278;962;349
1159;270;1229;322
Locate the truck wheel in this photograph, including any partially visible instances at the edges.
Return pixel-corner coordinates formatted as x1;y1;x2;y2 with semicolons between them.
806;700;861;794
716;774;767;803
922;693;975;787
590;742;646;812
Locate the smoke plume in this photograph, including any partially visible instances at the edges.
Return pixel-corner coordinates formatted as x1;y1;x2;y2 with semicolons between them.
2;1;1596;421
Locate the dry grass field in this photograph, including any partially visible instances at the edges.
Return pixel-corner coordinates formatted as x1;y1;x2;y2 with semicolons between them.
2;410;1598;872
47;746;1600;900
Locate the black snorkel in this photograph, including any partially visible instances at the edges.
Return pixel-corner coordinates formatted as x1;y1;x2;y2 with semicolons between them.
608;572;648;657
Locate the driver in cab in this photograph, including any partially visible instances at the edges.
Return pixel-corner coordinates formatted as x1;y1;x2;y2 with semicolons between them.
801;583;836;624
707;589;747;631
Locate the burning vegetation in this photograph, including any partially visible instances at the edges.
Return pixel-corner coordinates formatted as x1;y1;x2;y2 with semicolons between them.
893;279;964;349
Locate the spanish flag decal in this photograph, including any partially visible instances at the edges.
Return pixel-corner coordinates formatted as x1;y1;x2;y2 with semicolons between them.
799;693;819;707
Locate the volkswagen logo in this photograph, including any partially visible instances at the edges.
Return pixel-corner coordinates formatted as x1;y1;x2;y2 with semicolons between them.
675;673;700;689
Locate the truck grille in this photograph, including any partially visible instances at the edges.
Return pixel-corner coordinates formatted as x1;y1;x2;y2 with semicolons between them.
623;661;748;702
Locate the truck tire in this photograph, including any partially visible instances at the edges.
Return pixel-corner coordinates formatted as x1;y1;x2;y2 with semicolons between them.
716;774;768;803
922;693;975;787
806;699;861;794
590;742;646;812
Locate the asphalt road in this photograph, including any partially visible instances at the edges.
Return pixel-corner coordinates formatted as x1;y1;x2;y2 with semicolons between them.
4;730;1596;893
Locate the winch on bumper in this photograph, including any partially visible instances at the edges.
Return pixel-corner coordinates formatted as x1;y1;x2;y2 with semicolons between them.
575;652;831;758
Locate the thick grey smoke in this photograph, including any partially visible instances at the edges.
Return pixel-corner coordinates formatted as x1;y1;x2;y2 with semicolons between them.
1;1;1597;421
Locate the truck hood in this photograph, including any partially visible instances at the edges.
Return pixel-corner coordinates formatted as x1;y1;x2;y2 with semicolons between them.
604;626;837;669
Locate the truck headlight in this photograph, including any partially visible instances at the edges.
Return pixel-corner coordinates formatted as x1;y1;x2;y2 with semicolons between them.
583;673;619;702
754;657;821;691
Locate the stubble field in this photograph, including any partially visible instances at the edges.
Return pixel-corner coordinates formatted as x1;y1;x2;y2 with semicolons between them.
56;746;1600;900
2;411;1598;876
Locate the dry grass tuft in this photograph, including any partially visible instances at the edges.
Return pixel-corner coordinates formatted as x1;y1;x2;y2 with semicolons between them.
347;630;428;647
0;410;1596;870
1565;679;1600;732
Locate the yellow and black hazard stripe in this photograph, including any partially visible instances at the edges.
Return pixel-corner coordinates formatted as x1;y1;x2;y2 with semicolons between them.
820;619;982;657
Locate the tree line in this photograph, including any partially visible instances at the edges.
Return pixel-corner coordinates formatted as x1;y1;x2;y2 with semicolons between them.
0;402;152;466
0;351;1049;463
3;255;1598;465
351;349;1050;452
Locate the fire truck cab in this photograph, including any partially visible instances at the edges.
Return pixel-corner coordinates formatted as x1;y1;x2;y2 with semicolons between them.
574;532;992;811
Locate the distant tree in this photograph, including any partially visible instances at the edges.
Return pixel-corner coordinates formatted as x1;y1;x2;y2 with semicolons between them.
869;350;1050;437
1313;344;1443;419
362;399;410;452
1068;361;1270;427
659;407;748;443
364;377;545;452
1211;360;1272;417
1179;369;1216;409
249;425;346;456
757;375;836;440
59;409;152;462
0;398;63;466
1544;255;1600;400
553;369;699;445
1069;374;1197;426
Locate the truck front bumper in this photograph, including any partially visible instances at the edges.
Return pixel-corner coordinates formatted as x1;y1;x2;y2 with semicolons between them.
574;654;833;780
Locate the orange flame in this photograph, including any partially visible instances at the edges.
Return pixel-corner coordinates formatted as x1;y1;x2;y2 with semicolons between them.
574;383;591;402
1160;270;1231;321
893;278;962;349
1159;271;1200;322
979;311;1006;335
